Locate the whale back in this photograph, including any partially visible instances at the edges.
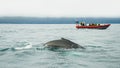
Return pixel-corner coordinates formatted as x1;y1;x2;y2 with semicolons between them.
44;38;85;49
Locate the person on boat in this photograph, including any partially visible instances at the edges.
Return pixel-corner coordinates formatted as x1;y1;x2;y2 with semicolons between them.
91;23;97;26
80;22;82;26
98;24;100;26
89;23;92;26
91;23;94;26
80;22;85;26
94;23;97;26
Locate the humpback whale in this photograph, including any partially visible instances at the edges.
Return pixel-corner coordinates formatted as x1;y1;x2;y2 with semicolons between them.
44;38;85;49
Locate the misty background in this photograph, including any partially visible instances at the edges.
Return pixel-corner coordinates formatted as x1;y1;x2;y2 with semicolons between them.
0;0;120;24
0;17;120;24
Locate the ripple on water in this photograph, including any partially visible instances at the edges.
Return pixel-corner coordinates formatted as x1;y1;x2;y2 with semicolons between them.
0;24;120;68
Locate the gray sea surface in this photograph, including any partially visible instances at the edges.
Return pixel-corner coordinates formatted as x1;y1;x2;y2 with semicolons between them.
0;24;120;68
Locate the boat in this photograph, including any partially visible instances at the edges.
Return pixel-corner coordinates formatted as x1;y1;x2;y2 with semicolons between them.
76;23;110;29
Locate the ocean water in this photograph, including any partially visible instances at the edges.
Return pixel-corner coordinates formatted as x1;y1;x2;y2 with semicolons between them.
0;24;120;68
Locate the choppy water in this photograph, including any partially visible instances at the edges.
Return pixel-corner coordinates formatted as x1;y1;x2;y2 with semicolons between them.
0;24;120;68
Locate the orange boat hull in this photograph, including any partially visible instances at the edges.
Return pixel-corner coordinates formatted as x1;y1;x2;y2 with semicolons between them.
76;24;110;29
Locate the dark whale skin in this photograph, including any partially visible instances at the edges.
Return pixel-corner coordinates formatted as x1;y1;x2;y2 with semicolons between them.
44;38;85;49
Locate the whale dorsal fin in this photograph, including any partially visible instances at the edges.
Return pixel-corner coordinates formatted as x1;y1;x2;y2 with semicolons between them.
61;38;71;42
61;37;67;40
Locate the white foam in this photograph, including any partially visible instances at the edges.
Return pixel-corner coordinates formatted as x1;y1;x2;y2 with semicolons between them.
14;42;32;50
